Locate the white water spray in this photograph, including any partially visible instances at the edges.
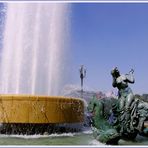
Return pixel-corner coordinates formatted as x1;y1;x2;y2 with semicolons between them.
0;3;70;95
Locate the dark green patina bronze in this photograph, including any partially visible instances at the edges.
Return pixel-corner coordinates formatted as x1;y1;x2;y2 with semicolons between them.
88;68;148;144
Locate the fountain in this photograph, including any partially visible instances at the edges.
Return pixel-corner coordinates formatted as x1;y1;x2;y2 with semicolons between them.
0;3;84;134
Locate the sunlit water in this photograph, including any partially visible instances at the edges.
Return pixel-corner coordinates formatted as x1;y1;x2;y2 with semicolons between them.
0;3;70;95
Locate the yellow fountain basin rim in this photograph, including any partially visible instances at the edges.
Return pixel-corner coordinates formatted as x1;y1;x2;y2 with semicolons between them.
0;94;84;124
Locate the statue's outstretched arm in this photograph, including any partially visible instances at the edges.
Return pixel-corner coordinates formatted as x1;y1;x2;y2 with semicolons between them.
125;73;135;84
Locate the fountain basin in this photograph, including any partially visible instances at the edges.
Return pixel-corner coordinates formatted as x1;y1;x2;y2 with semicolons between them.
0;95;84;124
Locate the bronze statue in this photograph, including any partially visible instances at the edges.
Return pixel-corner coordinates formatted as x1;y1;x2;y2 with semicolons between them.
87;67;148;144
111;67;135;133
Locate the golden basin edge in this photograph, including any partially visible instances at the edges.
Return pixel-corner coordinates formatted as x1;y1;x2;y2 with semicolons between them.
0;94;84;124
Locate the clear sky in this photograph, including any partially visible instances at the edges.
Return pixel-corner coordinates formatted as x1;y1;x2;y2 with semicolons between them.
69;3;148;94
0;3;148;95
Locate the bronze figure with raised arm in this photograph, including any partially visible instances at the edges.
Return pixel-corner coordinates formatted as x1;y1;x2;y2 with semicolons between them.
111;67;135;132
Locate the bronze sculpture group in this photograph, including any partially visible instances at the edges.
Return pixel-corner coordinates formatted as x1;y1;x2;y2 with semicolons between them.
88;67;148;144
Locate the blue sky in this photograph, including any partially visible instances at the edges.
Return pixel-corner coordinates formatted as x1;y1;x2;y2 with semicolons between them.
69;3;148;94
0;3;148;95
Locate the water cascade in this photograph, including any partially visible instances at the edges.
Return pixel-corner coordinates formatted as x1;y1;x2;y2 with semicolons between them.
0;3;70;96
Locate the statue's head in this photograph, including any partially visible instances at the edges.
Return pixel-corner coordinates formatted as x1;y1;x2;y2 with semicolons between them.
111;67;120;78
